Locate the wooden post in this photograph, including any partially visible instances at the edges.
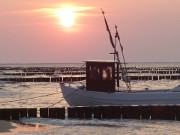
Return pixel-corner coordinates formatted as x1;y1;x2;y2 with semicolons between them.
93;106;102;119
175;106;180;121
141;106;151;119
0;109;2;120
84;107;93;119
102;106;121;119
10;109;20;121
40;108;48;118
150;106;175;120
49;108;57;118
68;107;77;119
57;108;65;119
2;109;11;120
122;106;141;119
28;108;37;118
76;107;85;119
19;108;27;118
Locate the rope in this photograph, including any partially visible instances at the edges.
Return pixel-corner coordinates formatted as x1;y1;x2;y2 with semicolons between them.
47;89;78;108
47;64;86;108
0;92;61;104
47;98;64;108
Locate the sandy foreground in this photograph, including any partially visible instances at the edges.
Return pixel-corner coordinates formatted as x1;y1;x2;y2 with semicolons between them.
0;120;51;135
0;120;17;133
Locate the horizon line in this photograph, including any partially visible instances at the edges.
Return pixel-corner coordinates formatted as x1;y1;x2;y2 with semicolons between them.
0;61;180;64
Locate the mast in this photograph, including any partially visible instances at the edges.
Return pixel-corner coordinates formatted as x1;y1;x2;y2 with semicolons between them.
101;9;131;91
101;9;120;63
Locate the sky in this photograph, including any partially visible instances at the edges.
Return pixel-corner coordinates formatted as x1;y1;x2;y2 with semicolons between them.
0;0;180;63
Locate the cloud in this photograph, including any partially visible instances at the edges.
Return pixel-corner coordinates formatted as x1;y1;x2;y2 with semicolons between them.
32;7;96;17
4;6;96;17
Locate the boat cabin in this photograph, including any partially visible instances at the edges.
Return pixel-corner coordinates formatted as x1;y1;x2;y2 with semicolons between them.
86;60;119;92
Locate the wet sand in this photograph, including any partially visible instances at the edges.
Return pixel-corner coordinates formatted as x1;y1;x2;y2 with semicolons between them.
0;120;51;134
0;120;17;133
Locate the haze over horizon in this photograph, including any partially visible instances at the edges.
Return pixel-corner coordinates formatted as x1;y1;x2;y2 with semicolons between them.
0;0;180;63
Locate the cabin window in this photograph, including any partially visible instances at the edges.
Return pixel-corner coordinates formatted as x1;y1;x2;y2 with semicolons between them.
102;67;112;80
90;66;100;80
86;61;115;92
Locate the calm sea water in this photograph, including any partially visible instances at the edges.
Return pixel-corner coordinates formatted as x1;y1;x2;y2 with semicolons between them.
0;62;180;135
0;62;180;68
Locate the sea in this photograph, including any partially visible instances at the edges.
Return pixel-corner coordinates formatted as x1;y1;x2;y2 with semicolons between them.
0;62;180;135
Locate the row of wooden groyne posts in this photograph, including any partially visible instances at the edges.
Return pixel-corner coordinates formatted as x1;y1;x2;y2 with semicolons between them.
1;105;180;121
0;66;180;82
1;66;180;74
1;76;180;82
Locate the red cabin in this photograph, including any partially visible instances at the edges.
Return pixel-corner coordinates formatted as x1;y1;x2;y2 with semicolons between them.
86;60;119;92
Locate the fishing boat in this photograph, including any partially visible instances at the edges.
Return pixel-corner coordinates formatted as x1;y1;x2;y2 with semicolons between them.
60;10;180;106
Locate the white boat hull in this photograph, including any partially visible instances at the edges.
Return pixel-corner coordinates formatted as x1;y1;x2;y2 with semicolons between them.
61;84;180;106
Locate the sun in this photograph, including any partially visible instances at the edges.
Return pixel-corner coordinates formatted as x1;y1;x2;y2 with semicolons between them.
57;8;74;27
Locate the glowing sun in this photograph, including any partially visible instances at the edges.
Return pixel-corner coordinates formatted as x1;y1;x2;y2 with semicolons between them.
58;8;74;27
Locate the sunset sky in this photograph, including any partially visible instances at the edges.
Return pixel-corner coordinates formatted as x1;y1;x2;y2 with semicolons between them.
0;0;180;63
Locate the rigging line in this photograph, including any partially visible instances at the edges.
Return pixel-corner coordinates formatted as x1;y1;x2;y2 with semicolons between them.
56;87;62;93
47;98;64;108
115;27;127;63
115;25;127;69
115;25;131;91
0;92;61;104
47;89;79;108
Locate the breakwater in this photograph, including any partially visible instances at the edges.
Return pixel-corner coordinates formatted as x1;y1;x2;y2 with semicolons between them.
0;66;180;82
1;105;180;121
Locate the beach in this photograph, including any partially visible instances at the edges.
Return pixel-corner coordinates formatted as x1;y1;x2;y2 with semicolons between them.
0;120;51;135
0;120;17;134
